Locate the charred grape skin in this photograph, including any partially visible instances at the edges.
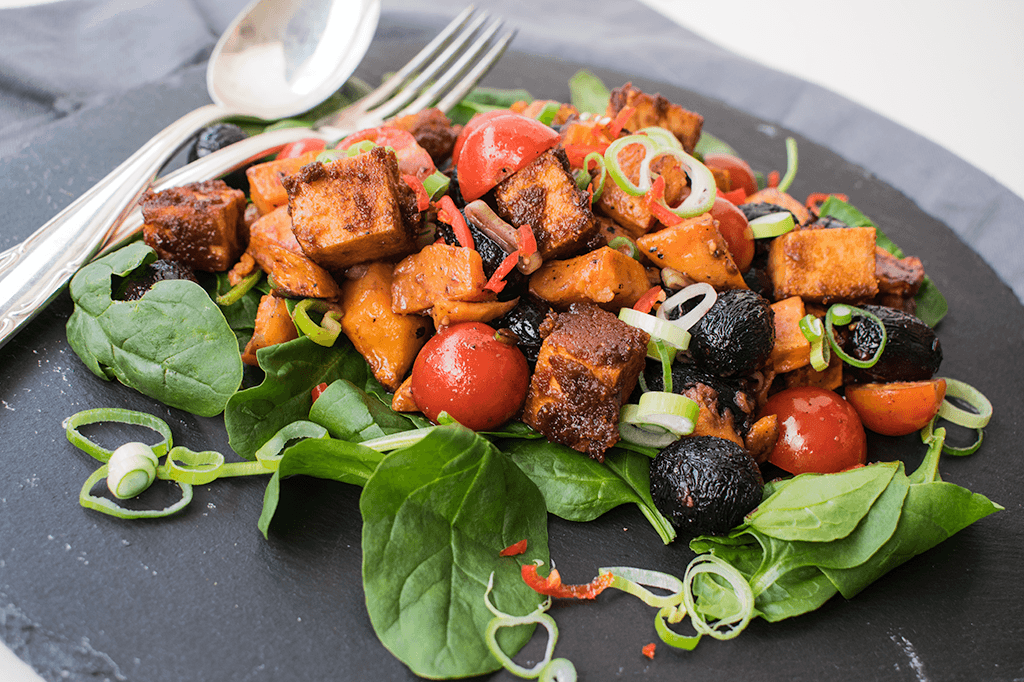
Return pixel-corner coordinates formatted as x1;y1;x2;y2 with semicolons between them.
650;436;764;538
673;289;775;378
494;294;553;365
188;123;249;163
841;305;942;383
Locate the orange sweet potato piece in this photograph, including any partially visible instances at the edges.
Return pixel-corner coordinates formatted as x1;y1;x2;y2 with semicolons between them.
636;214;747;290
528;246;651;311
430;297;520;329
606;83;703;154
769;296;811;373
391;243;491;314
242;294;298;366
247;206;341;299
245;151;321;215
391;375;419;412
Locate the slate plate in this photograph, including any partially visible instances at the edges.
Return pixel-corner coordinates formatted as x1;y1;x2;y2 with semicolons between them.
1;18;1022;682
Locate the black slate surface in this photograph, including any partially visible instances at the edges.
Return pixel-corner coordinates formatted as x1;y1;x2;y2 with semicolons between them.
1;8;1023;682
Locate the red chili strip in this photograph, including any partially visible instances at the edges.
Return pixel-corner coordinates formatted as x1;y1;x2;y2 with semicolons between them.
521;563;614;600
402;174;430;212
642;643;656;659
563;143;608;169
647;175;684;227
606;105;636;139
436;195;474;250
805;191;849;214
517;224;537;257
484;250;521;293
499;539;528;557
633;285;665;314
311;382;329;403
717;187;748;205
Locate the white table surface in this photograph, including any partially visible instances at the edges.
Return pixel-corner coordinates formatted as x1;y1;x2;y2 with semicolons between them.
0;1;1020;679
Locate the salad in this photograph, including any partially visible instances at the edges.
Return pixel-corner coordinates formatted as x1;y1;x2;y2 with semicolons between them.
59;71;999;679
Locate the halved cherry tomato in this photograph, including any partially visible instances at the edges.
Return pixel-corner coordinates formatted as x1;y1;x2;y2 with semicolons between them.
703;152;758;199
336;126;435;180
451;109;515;166
760;386;867;474
277;138;327;159
845;379;947;436
456;112;560;201
410;322;530;431
709;197;754;272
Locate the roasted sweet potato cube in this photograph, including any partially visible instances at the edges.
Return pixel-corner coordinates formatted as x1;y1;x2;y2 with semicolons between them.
284;147;419;272
391;375;419;412
768;226;878;303
242;294;298;366
769;296;811;373
245;150;321;215
247;207;341;300
606;82;703;154
528;246;651;311
340;261;432;391
522;304;649;461
391;243;491;314
493;148;597;259
429;297;519;329
140;179;246;272
682;382;745;448
782;350;843;391
636;214;747;290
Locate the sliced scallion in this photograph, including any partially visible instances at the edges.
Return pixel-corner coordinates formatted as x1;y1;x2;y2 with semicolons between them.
618;307;690;352
749;211;795;239
421;169;450;199
776;137;798;193
583;151;607;202
64;408;173;463
824;304;887;369
681;554;754;641
79;466;192;520
618;405;678;448
657;282;717;333
292;298;343;346
798;314;830;371
216;269;262;306
635;391;699;436
935;378;992;430
483;572;562;678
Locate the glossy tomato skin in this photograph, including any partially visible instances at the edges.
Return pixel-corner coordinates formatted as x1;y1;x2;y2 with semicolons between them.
410;322;530;431
456;113;560;201
451;109;514;166
337;126;435;180
845;379;947;436
703;153;758;199
761;386;867;474
709;197;754;272
277;138;326;159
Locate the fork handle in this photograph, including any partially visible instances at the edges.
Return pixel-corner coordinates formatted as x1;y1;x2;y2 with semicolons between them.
0;104;227;351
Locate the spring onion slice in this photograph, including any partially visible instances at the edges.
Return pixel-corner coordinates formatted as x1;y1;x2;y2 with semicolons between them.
635;126;683;150
654;605;702;651
607;236;641;261
653;339;675;391
64;408;173;463
162;446;267;485
618;307;690;351
583;151;606;202
216;269;262;306
618;405;678;448
254;420;330;470
798;314;831;371
658;282;717;333
749;211;795;239
316;149;346;164
421;169;450;199
935;378;993;429
539;659;577;682
600;566;685;609
535;101;561;126
604;134;658;196
292;298;343;346
638;146;717;220
636;391;699;436
681;554;755;640
921;416;984;456
776;137;798;193
80;465;193;520
483;573;559;678
824;304;887;369
106;442;159;499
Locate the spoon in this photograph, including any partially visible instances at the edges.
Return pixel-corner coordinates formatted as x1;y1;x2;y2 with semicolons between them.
0;0;380;350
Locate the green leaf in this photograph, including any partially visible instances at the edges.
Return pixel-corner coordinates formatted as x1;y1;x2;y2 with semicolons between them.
746;462;897;542
568;69;610;114
694;131;739;158
66;242;243;417
447;86;533;125
308;379;417;442
361;426;549;679
224;336;372;459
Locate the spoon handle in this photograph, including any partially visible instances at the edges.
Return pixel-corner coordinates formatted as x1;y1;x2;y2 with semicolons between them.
0;104;226;351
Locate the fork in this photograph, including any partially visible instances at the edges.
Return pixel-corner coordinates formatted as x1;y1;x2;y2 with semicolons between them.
0;7;515;351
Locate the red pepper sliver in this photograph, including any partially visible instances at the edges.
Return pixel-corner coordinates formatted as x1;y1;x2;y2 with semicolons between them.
642;643;656;659
311;382;329;403
717;187;748;205
607;105;636;139
499;539;528;557
436;195;474;250
521;563;614;600
767;170;780;188
647;175;684;227
402;174;430;212
805;191;849;213
563;143;608;169
517;224;537;257
633;285;665;314
484;249;521;293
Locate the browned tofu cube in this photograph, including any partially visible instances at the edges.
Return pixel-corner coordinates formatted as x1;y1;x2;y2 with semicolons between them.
247;207;341;300
245;150;321;215
391;243;492;314
606;82;704;154
340;261;432;391
521;303;649;461
493;148;597;259
768;226;879;303
636;214;747;290
528;246;651;311
284;146;420;272
140;179;246;272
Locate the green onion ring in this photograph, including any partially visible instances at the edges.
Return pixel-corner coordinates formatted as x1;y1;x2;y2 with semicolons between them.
824;304;887;369
921;416;984;456
215;269;262;306
292;298;343;346
535;101;561;126
79;465;193;519
539;658;577;682
654;339;675;392
483;573;559;678
635;126;683;150
748;212;795;239
798;314;831;371
638;146;717;219
163;446;226;485
935;378;993;429
582;151;607;202
681;554;755;640
422;169;450;200
654;605;702;651
600;566;685;609
64;408;173;463
618;406;678;449
604;134;659;196
776;137;798;193
254;420;330;470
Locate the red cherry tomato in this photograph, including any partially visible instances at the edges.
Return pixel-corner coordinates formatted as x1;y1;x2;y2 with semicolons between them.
845;379;947;436
410;322;530;431
451;109;516;166
337;126;435;180
456;113;560;201
277;137;327;159
709;197;754;272
703;153;758;199
761;386;867;474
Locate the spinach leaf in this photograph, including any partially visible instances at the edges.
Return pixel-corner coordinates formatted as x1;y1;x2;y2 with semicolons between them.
225;336;372;459
308;379;417;441
818;196;948;326
66;242;242;417
448;86;533;125
568;69;610;115
361;426;549;679
500;439;676;544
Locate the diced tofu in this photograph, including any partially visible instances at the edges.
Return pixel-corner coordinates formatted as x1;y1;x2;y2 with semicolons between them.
391;243;491;314
769;296;811;373
140;179;246;272
247;207;341;299
493;148;597;259
340;261;432;391
606;83;704;154
521;303;649;461
429;297;520;329
768;226;878;303
636;214;747;290
528;246;651;311
242;294;298;366
284;147;420;272
245;150;321;215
